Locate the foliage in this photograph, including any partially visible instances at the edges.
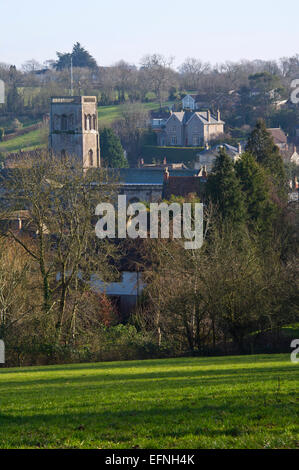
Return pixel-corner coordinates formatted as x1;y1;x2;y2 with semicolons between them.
100;127;128;168
206;148;246;225
0;152;119;345
55;42;98;70
235;152;276;234
245;119;287;198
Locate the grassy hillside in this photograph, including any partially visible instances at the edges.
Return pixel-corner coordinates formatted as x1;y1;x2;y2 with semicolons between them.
98;101;173;126
0;128;47;153
0;354;298;449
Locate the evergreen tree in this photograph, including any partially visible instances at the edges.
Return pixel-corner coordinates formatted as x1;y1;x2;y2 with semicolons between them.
245;119;286;196
55;42;98;70
100;127;128;168
6;85;23;113
235;152;276;233
206;148;246;225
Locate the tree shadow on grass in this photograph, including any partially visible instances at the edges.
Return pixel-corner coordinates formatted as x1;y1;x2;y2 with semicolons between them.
0;354;288;375
0;398;297;448
0;363;297;392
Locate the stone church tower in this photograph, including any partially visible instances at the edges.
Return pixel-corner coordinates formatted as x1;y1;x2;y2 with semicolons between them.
49;96;100;168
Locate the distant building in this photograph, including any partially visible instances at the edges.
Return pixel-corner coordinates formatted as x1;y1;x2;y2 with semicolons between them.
156;110;224;147
90;271;144;320
194;143;242;172
267;128;288;151
162;167;207;199
108;167;204;202
49;96;100;168
181;94;211;111
182;94;197;110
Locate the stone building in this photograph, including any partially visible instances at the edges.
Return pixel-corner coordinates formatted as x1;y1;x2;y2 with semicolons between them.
49;96;100;168
156;110;224;147
194;143;242;172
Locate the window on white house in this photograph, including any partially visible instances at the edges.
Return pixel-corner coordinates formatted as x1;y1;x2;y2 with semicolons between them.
171;136;177;145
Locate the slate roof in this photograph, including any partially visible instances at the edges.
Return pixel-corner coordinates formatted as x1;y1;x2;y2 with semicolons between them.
109;168;200;185
268;128;288;144
167;110;224;126
199;144;239;157
193;111;224;124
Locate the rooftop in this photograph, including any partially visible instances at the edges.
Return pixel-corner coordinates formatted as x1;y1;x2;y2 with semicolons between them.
50;96;97;104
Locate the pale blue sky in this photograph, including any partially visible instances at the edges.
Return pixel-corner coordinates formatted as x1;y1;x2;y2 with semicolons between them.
1;0;298;68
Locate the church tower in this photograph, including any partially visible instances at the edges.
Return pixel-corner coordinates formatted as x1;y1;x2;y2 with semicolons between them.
49;96;100;168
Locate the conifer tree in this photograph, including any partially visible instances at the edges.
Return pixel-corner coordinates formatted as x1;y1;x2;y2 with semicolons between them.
245;119;286;197
235;152;276;233
100;127;128;168
206;148;246;225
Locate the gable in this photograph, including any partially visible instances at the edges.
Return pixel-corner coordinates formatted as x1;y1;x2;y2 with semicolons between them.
166;113;184;126
182;95;195;103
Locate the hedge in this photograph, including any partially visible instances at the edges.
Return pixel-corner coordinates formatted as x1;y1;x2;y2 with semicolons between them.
141;145;204;164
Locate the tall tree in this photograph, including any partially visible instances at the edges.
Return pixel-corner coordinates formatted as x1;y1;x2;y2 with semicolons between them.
100;127;128;168
140;54;175;107
55;42;98;70
235;152;276;234
206;148;246;225
245;119;287;198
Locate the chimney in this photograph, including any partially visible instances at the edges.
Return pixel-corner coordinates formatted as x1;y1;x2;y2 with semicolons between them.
217;109;221;121
207;110;211;122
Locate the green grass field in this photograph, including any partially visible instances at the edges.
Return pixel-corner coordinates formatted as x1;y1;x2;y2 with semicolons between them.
0;128;47;153
0;354;298;449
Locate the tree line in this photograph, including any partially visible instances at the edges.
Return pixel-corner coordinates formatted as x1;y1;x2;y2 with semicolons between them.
1;44;299;134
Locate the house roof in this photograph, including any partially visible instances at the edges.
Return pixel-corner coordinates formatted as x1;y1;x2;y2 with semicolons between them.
189;111;224;125
199;143;239;157
170;111;185;122
166;110;224;126
182;94;195;101
267;128;287;144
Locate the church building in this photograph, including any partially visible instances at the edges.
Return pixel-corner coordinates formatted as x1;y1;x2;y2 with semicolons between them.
49;96;100;168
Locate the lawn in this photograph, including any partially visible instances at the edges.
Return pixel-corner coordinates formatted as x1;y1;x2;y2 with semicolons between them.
98;101;174;126
0;354;298;449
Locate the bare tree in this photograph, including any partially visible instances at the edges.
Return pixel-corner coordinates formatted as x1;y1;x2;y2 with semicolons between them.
140;54;176;107
0;152;119;343
179;57;210;90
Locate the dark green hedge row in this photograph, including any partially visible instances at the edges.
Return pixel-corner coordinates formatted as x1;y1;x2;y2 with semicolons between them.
141;145;204;164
